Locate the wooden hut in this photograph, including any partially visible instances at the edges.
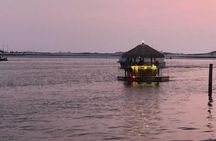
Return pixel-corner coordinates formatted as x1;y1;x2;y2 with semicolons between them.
119;42;165;69
118;42;169;82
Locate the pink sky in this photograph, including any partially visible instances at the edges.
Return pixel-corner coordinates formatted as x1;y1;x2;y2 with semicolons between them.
0;0;216;53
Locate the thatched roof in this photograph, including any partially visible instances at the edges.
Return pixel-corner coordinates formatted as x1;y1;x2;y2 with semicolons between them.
122;43;164;58
0;50;4;53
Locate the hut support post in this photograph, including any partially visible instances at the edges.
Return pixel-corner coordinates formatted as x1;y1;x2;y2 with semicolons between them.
208;64;213;102
151;58;152;65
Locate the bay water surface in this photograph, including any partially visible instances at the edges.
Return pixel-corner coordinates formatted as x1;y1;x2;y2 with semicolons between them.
0;57;216;141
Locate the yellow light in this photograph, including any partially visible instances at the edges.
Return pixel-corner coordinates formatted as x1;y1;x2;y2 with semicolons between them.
151;65;157;70
135;66;139;72
131;65;157;70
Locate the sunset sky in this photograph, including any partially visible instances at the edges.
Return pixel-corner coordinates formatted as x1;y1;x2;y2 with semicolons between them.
0;0;216;53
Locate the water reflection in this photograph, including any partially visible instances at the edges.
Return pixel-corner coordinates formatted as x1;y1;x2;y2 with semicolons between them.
124;81;159;88
206;102;214;133
122;84;163;140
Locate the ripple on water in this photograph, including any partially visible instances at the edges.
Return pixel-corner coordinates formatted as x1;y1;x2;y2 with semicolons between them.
177;127;199;131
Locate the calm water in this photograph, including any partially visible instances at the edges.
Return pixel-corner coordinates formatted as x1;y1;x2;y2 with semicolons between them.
0;57;216;141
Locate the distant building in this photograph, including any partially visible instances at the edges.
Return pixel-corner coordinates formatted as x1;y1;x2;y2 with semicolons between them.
210;51;216;56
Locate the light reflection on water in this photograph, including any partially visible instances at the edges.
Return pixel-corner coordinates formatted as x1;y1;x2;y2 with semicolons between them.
0;58;216;141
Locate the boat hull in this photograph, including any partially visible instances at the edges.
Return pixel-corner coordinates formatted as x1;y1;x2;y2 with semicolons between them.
0;58;8;61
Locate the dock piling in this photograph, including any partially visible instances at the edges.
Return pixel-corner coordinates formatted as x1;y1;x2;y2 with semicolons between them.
208;64;213;102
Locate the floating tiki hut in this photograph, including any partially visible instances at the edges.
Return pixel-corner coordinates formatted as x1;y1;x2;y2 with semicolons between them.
118;42;169;82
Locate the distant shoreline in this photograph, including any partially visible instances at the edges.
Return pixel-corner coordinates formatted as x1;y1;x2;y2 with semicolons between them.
4;53;120;59
4;55;216;60
2;52;216;59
